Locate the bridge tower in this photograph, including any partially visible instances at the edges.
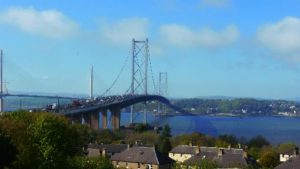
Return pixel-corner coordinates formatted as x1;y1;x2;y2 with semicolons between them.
0;50;3;112
130;38;149;124
158;72;168;115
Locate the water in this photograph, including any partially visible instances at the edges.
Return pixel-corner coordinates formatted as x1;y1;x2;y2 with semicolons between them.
120;112;300;145
3;97;72;111
4;97;300;145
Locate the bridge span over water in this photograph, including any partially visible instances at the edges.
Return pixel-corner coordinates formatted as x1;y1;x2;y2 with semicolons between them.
0;39;191;130
60;94;190;130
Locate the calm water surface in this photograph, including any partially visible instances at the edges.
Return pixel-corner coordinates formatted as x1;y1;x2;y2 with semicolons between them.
120;112;300;144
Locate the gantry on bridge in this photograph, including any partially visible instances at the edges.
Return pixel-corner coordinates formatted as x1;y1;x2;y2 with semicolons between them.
0;39;189;130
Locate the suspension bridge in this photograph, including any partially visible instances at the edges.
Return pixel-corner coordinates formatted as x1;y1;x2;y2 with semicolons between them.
0;39;191;130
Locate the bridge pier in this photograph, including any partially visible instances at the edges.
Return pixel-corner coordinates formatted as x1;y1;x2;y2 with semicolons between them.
90;111;99;130
101;110;108;129
110;108;120;130
82;113;91;127
71;114;82;124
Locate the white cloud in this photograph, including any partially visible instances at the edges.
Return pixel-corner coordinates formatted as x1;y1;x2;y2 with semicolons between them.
160;24;239;48
99;18;149;45
200;0;230;8
0;7;78;38
257;17;300;53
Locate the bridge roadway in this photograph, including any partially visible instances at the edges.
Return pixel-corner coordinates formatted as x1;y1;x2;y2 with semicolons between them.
59;94;190;130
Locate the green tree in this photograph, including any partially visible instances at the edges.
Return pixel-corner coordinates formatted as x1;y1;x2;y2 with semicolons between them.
161;124;171;138
259;149;279;169
126;131;159;145
248;146;261;160
277;143;297;154
69;156;113;169
29;113;84;168
218;134;238;147
158;136;172;154
134;123;148;133
172;132;216;147
0;111;40;169
0;129;17;169
248;135;270;148
158;124;172;154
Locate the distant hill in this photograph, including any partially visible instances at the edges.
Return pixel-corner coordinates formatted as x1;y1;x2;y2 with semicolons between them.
7;91;88;98
196;96;236;100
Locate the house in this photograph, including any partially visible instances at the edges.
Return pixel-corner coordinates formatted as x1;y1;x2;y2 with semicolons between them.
184;146;254;169
275;156;300;169
279;147;299;162
87;144;128;158
169;145;200;162
111;146;174;169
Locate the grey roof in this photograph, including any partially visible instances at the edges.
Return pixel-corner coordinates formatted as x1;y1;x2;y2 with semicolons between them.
170;145;200;154
275;156;300;169
88;144;128;154
200;146;244;154
185;147;248;168
111;146;174;165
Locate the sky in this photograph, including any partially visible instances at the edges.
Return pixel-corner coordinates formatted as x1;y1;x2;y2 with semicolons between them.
1;0;300;99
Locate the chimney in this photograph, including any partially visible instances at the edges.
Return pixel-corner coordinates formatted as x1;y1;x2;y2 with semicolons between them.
195;147;200;154
102;148;106;157
218;148;224;157
243;151;248;159
127;144;131;150
294;147;299;156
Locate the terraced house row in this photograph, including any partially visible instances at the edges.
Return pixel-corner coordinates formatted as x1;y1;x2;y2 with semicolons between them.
87;143;300;169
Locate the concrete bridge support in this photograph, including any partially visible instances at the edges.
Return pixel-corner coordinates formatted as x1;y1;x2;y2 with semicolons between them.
82;113;91;127
71;114;82;124
90;111;99;130
101;110;108;129
110;108;120;130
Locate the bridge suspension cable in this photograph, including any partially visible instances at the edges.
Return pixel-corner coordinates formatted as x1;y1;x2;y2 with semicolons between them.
100;48;131;96
148;48;158;94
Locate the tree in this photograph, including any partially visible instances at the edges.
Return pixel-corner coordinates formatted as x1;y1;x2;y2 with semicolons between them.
0;111;41;169
218;134;239;147
69;156;113;169
161;124;171;138
0;129;17;169
158;137;172;154
29;113;84;168
248;135;270;148
134;123;147;133
126;131;159;145
158;124;172;154
172;132;216;147
248;146;261;160
0;111;123;169
277;143;297;154
259;149;279;168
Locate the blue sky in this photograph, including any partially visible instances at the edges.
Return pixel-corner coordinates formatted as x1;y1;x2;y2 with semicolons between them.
1;0;300;99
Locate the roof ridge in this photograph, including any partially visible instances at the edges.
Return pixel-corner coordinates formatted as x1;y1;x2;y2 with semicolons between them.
153;148;160;164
